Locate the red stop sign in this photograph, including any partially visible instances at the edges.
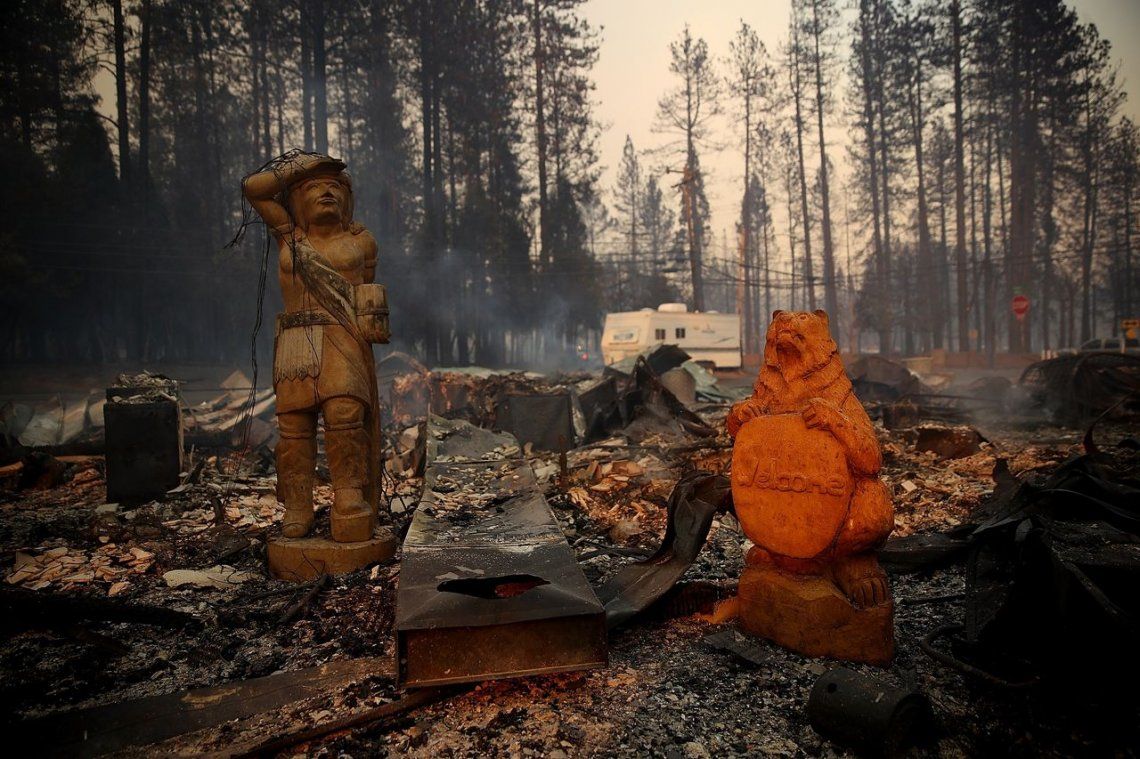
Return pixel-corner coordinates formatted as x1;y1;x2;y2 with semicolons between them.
1012;294;1030;319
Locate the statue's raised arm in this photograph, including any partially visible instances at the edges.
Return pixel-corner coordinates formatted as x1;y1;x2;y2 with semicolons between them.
241;153;347;238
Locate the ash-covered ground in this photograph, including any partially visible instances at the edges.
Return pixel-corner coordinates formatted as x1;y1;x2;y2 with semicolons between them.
2;368;1138;757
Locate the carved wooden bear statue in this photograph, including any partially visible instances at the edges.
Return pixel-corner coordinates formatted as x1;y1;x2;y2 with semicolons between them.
728;310;895;663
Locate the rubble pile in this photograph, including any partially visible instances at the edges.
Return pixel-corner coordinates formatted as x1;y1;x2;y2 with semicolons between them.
0;370;280;465
388;365;579;432
107;371;179;403
565;456;674;543
921;438;1140;692
1018;352;1140;425
880;432;995;537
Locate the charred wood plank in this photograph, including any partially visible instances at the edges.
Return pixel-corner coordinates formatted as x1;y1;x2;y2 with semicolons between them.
230;684;466;758
15;657;387;757
0;588;199;634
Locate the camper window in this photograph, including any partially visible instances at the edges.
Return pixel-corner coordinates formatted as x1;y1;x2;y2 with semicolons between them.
610;328;639;344
655;328;666;340
675;327;686;339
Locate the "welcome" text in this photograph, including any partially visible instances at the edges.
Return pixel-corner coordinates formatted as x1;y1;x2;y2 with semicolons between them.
734;458;846;497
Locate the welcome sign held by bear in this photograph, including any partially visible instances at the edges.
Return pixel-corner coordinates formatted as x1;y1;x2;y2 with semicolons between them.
732;414;854;560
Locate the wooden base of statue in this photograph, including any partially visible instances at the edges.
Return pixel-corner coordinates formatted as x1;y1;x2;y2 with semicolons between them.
267;527;398;582
737;561;894;665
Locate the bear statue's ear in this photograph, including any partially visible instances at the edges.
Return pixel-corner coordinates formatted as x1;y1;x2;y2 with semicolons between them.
813;309;829;327
771;310;785;320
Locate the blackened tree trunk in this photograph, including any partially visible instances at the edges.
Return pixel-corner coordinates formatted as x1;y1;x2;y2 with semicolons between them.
951;0;969;351
112;0;130;185
533;0;550;270
808;0;838;327
856;0;886;353
418;1;438;365
905;20;934;353
301;1;312;150
983;108;996;366
259;4;272;158
138;0;151;215
790;22;816;310
312;0;328;154
1125;138;1135;322
683;159;706;312
1039;104;1059;351
875;33;893;355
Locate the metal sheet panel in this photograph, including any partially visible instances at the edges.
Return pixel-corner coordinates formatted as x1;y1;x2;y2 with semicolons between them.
495;391;575;452
396;419;606;687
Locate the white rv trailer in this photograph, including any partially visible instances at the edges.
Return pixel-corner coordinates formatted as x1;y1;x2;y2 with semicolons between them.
601;303;742;369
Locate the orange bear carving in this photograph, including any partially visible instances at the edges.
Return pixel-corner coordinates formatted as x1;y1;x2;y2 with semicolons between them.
728;310;895;663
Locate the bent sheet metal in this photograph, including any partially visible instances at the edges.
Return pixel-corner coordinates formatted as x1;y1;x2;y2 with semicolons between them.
396;416;606;687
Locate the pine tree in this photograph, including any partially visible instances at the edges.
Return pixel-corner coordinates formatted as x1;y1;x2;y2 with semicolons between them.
612;135;641;309
655;25;720;312
785;13;816;310
798;0;841;330
727;20;773;354
896;0;937;351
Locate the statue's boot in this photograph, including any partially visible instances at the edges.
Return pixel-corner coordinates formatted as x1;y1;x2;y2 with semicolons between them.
326;420;375;543
276;416;316;538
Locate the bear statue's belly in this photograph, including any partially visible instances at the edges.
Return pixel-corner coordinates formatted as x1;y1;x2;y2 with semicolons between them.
731;413;853;559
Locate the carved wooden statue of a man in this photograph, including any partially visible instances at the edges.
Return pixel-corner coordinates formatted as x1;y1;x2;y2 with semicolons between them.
243;153;389;543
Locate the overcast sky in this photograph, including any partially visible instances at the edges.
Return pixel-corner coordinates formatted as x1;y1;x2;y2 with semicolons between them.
583;0;1140;265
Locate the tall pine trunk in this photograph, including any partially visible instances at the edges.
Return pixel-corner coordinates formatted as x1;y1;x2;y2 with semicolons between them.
1006;1;1036;354
533;0;550;270
1039;107;1059;351
909;50;934;352
301;0;312;150
112;0;130;185
875;25;893;355
260;7;272;158
138;0;151;216
683;157;706;311
791;26;816;310
811;1;838;328
951;0;969;352
983;110;996;366
1125;169;1134;321
858;0;886;353
1079;83;1100;343
418;2;438;365
312;0;328;154
740;86;753;352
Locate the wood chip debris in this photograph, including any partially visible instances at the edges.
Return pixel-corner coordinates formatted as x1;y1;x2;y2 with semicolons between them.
161;493;285;534
4;544;156;593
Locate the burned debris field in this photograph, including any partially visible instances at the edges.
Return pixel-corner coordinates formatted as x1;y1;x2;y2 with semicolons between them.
2;350;1139;757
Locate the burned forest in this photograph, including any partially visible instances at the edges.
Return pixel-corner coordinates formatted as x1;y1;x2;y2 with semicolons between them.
2;0;1140;757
